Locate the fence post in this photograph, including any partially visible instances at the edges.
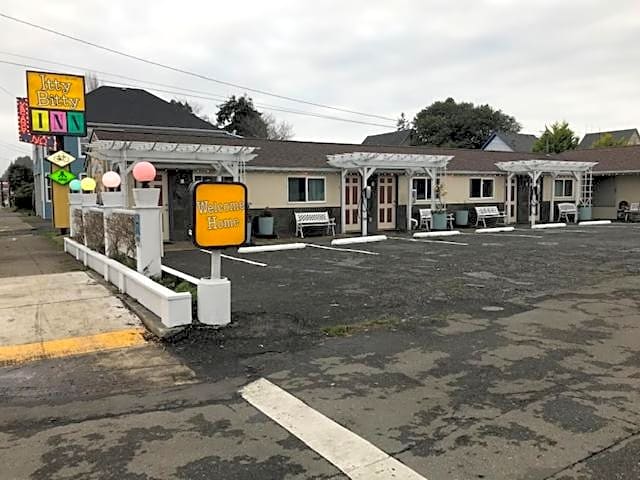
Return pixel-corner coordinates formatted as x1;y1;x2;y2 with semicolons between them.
133;188;162;278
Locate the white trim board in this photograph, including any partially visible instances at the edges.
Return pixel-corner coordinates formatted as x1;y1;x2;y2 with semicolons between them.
240;378;428;480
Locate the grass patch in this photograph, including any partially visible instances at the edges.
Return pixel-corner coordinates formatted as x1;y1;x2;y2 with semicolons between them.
322;316;401;337
157;273;198;318
43;231;65;248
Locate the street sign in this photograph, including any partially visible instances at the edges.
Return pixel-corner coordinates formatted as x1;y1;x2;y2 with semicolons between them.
191;182;247;249
47;150;75;168
49;169;76;186
26;71;86;136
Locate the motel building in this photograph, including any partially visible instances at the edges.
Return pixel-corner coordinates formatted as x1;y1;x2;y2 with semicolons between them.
85;125;640;241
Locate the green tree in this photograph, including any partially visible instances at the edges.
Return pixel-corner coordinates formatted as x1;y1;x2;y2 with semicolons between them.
590;132;627;149
5;159;34;210
412;97;520;148
532;121;579;153
396;112;410;131
216;95;268;138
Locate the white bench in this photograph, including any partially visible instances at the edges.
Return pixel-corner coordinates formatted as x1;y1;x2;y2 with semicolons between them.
294;211;336;238
626;202;640;222
557;203;577;223
475;206;505;227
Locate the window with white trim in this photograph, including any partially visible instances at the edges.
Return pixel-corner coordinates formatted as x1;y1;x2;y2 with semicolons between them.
412;178;433;201
194;174;233;183
554;179;573;198
45;176;52;202
469;178;494;199
288;177;325;202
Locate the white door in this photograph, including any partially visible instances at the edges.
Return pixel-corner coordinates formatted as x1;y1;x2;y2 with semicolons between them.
150;172;170;242
377;175;396;230
344;174;361;232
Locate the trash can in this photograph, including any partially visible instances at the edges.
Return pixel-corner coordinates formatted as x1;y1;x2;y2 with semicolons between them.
432;212;448;230
578;206;592;221
455;210;469;227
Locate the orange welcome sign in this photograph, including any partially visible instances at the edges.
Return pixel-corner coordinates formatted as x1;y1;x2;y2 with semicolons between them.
26;71;86;111
191;182;247;248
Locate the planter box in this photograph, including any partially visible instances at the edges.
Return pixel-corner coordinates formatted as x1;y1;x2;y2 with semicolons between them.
432;212;448;230
258;216;274;235
455;210;469;227
64;238;191;328
133;188;160;207
579;206;592;221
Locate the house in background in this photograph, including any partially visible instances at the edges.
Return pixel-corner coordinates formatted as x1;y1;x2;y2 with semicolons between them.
362;129;414;146
33;86;232;220
481;131;538;152
578;129;640;149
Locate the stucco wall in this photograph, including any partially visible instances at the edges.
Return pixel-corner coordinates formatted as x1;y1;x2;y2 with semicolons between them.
614;175;640;206
398;173;506;206
245;171;341;209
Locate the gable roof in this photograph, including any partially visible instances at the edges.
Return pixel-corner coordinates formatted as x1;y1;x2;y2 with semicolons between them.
85;86;220;131
362;129;413;146
482;131;538;152
578;129;639;149
558;144;640;172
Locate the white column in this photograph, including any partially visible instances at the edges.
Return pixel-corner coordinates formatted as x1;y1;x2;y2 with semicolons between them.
340;170;347;234
550;173;556;222
133;188;162;278
198;250;230;326
406;172;413;231
529;172;541;228
101;191;124;257
506;174;512;224
359;167;375;236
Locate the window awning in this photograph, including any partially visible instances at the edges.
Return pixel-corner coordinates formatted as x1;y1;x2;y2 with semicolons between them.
495;159;597;174
326;152;453;170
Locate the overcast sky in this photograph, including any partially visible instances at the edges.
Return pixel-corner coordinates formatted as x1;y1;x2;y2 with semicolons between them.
1;0;639;173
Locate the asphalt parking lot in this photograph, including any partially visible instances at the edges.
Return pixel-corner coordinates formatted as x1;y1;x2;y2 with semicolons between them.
3;224;640;479
160;224;640;479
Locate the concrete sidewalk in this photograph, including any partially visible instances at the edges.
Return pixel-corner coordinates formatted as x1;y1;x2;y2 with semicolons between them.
0;208;146;363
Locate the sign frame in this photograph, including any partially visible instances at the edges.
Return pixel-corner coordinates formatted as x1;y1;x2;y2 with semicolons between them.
47;150;76;168
190;181;248;250
25;70;87;137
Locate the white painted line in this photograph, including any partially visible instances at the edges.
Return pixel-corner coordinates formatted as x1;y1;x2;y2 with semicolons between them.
221;254;268;267
389;236;468;246
332;235;387;246
413;230;460;238
479;233;543;239
307;244;379;256
241;378;427;480
475;227;515;234
161;265;200;285
237;243;306;253
531;223;567;229
579;220;612;226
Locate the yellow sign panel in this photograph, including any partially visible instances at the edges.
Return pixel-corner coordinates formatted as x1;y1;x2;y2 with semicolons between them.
51;165;70;230
47;150;75;168
192;182;247;249
26;71;86;111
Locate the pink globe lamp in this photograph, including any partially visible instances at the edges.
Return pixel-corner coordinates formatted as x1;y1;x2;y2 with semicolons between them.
132;161;156;188
102;171;121;191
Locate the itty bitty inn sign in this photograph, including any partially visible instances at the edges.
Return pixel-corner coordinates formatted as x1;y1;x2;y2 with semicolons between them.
191;182;247;249
26;71;86;136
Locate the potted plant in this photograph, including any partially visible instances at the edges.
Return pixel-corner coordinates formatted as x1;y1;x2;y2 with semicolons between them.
258;207;274;235
578;200;592;221
432;183;448;230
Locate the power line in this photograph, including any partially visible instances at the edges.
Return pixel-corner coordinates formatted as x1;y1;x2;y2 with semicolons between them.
0;12;397;123
0;57;396;129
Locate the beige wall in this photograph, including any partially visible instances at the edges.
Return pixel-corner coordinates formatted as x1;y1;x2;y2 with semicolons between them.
245;171;341;209
399;173;506;206
541;175;577;201
614;175;640;206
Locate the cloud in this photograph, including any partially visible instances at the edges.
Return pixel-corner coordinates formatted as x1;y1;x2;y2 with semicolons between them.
1;0;639;173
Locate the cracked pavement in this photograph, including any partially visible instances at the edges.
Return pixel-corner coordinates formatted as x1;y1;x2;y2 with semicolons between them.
2;225;640;479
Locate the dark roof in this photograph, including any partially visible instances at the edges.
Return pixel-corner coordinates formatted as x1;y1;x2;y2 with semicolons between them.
85;86;220;131
558;144;640;172
92;128;546;172
92;127;640;174
578;129;639;149
482;131;538;152
362;129;413;146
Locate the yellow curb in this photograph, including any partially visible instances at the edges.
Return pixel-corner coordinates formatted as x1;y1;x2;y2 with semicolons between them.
0;328;147;365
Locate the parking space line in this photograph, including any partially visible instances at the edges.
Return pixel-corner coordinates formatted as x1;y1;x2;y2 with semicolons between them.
389;236;468;246
480;233;543;239
241;378;427;480
221;254;268;267
307;244;379;255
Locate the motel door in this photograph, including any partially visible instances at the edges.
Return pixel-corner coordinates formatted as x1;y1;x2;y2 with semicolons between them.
344;174;361;232
149;172;170;242
377;174;396;230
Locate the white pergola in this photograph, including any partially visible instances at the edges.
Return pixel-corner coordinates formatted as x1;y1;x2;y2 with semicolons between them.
88;140;258;203
327;152;453;236
496;159;597;227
